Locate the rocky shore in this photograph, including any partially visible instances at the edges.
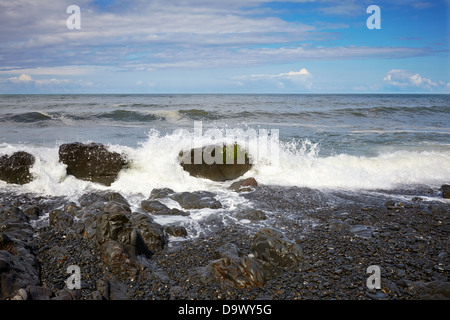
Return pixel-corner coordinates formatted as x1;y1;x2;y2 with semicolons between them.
0;181;449;301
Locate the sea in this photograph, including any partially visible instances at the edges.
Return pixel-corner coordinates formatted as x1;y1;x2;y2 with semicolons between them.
1;94;449;234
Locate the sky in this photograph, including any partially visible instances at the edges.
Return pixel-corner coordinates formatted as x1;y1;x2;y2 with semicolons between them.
0;0;449;94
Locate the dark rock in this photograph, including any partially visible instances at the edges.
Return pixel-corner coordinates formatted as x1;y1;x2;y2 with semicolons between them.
59;142;128;186
214;243;242;260
96;212;130;244
95;212;152;259
441;184;450;199
329;219;351;233
250;228;304;271
0;233;14;251
100;240;139;281
0;151;35;184
366;290;388;300
402;280;450;299
128;213;168;252
179;144;252;181
141;199;189;216
229;177;258;192
0;207;40;300
236;209;267;221
27;285;53;300
23;205;43;220
141;199;168;212
49;209;74;231
103;201;131;215
149;188;175;200
385;200;396;207
171;191;222;210
350;225;375;239
205;255;266;288
193;243;266;288
164;225;188;237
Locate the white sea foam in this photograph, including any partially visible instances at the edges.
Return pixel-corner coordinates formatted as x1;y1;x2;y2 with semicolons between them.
1;131;450;200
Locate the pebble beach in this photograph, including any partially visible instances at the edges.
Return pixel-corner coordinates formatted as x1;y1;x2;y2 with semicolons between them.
1;183;448;301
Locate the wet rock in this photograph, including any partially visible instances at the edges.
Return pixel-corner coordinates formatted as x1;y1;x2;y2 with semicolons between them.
103;201;131;215
96;212;152;259
79;191;130;208
96;212;130;244
402;280;450;299
141;199;189;216
235;209;267;221
179;144;252;181
205;255;266;288
214;243;242;260
366;290;388;300
59;142;128;186
149;188;175;200
229;177;258;192
100;240;139;281
23;205;44;220
192;243;266;288
164;225;188;237
0;151;35;185
0;208;40;300
350;225;375;239
441;184;450;199
128;213;168;252
250;228;304;271
329;219;351;233
171;191;222;210
49;209;74;231
95;276;129;300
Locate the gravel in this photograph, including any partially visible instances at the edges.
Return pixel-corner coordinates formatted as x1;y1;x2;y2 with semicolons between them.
0;184;449;300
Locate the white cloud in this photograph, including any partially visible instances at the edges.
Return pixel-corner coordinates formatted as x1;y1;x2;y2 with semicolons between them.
383;69;442;89
8;73;33;82
233;68;313;89
243;68;311;79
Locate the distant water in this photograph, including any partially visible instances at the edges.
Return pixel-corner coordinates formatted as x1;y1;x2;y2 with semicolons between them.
1;94;449;203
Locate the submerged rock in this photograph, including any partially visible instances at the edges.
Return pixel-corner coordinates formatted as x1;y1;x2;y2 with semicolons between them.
179;143;252;181
59;142;128;186
0;151;35;185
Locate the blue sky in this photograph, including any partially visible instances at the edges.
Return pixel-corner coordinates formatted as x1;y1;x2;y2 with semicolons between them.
0;0;448;93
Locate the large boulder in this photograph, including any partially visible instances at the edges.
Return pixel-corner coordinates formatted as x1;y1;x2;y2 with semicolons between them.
95;212;152;259
59;142;127;186
179;143;251;181
0;151;35;185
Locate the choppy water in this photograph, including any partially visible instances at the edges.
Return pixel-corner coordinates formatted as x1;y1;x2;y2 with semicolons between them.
0;94;449;232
